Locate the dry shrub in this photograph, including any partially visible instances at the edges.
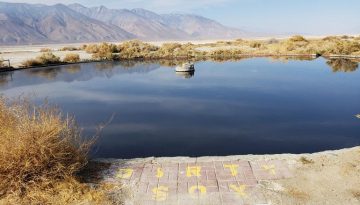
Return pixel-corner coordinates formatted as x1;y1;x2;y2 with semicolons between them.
350;189;360;201
118;40;159;59
59;46;81;51
286;187;310;201
63;53;80;63
299;157;314;165
87;43;119;60
21;52;61;67
1;178;110;205
210;49;242;57
21;59;44;67
250;41;262;48
0;58;6;68
266;38;279;44
40;48;52;52
157;43;196;58
284;35;309;52
0;97;101;204
288;35;309;43
84;44;100;54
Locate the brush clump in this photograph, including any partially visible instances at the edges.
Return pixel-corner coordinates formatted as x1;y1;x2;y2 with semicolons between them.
0;97;107;204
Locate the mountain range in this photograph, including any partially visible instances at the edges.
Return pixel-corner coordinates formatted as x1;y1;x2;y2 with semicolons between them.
0;2;247;45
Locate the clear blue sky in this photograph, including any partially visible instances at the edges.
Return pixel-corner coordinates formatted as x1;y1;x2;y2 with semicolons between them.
6;0;360;34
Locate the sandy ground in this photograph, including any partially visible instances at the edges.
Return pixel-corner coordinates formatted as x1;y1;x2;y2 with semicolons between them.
92;147;360;205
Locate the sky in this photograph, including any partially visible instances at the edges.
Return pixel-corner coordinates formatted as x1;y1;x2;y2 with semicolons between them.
4;0;360;35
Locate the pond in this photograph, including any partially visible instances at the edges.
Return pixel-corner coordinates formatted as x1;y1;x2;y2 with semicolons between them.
0;57;359;158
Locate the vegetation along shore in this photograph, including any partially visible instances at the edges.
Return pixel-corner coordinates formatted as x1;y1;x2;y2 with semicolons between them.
1;35;360;71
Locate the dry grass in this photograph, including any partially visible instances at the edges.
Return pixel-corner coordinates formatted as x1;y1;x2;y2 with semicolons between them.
59;46;81;51
350;189;360;201
0;58;6;68
63;53;80;63
85;43;119;60
80;36;360;62
40;48;52;52
286;187;310;201
118;40;159;59
0;97;110;204
299;157;314;165
22;52;61;67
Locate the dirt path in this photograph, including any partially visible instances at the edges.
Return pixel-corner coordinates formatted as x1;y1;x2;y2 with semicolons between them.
84;147;359;205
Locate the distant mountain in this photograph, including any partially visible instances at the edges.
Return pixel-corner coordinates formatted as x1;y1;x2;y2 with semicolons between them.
0;2;248;45
68;4;188;40
0;2;134;45
160;14;246;39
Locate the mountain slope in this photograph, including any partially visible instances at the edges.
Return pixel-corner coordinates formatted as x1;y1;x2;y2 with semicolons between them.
160;14;246;39
0;2;135;45
68;4;189;40
0;2;249;45
69;4;246;40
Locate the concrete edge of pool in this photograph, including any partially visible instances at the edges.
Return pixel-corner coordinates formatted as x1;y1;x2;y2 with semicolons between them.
88;146;360;205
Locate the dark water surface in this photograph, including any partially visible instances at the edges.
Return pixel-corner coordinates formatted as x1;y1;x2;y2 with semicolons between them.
0;58;359;158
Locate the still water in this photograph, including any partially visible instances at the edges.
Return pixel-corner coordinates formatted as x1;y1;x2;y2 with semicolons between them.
0;58;359;158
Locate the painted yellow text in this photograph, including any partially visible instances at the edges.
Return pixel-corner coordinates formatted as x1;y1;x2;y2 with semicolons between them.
189;185;207;198
229;184;247;198
186;166;201;177
224;164;239;176
152;186;168;201
116;168;133;179
262;165;276;175
156;167;164;178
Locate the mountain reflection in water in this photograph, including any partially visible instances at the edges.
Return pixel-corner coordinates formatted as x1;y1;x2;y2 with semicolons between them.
0;57;359;158
0;57;358;87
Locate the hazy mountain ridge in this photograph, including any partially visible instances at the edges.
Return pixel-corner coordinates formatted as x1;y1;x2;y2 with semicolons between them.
0;2;247;45
0;2;136;45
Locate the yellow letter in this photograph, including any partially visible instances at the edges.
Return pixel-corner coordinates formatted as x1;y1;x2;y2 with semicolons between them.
186;166;201;177
224;164;239;176
156;167;164;178
116;168;133;179
229;184;247;198
189;185;207;198
152;186;168;201
262;165;276;175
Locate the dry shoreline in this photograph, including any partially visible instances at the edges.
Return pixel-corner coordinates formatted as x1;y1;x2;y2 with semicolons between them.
93;146;360;205
1;36;360;71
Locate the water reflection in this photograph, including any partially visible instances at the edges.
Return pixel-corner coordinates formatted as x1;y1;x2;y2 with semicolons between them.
326;59;359;72
25;66;63;80
0;72;13;86
176;71;195;79
0;57;359;158
269;56;318;62
0;58;359;88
